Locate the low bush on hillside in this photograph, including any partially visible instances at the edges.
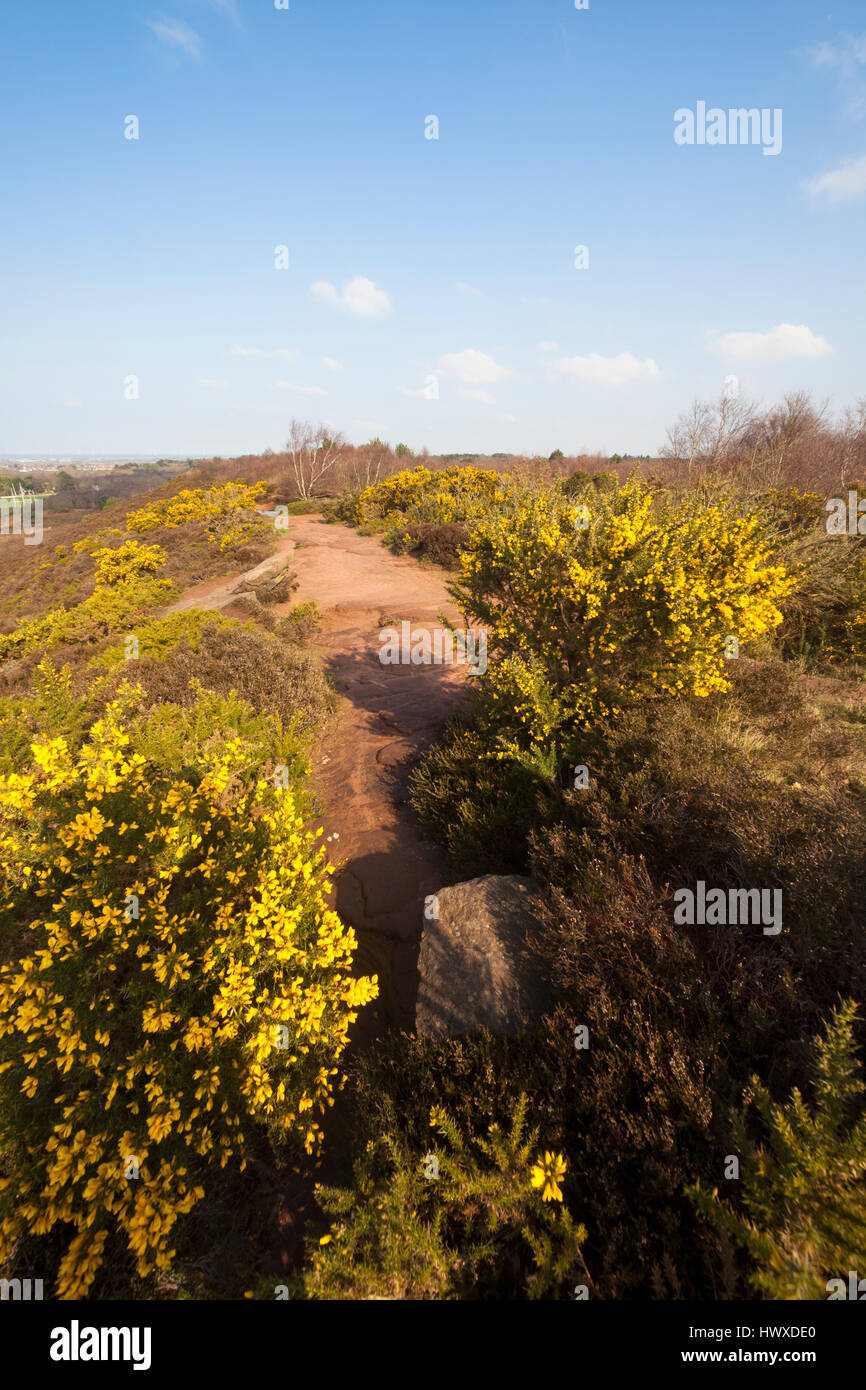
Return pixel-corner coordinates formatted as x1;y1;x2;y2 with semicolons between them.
388;521;470;568
405;651;866;1296
278;601;323;645
105;618;334;739
0;540;175;664
349;465;512;529
298;1094;586;1300
690;1000;866;1301
125;481;269;553
448;481;795;762
0;690;377;1298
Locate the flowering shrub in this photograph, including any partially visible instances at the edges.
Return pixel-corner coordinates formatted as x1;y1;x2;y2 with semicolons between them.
756;486;825;537
0;696;377;1297
300;1094;586;1299
0;541;174;663
352;465;511;528
90;540;166;586
451;481;797;755
126;482;268;552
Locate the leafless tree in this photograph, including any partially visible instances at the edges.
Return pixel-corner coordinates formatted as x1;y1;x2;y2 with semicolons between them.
285;420;345;499
660;393;756;483
340;439;393;491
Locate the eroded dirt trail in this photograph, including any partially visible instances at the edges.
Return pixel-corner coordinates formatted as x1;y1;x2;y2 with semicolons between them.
174;515;473;1034
288;516;472;1035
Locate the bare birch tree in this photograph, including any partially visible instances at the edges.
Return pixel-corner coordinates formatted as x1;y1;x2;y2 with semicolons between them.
285;420;345;499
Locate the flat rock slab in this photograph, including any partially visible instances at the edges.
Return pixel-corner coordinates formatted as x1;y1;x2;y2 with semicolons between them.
415;874;546;1037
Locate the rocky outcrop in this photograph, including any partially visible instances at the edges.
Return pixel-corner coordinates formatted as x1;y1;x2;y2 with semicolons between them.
415;874;546;1036
230;555;297;605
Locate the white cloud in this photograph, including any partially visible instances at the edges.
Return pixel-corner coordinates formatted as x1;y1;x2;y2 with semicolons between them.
551;351;661;387
198;0;240;20
63;397;82;408
456;281;484;298
270;382;328;396
199;378;229;389
809;32;866;113
538;340;559;352
500;413;517;423
398;385;428;397
232;345;296;360
803;153;866;202
310;276;392;318
711;323;833;365
146;18;202;60
322;356;344;372
437;348;512;384
457;387;497;405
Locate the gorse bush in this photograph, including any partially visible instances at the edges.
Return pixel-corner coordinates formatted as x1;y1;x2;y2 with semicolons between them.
0;540;175;664
278;601;323;645
91;541;167;586
690;1001;866;1300
351;465;511;528
775;528;866;667
301;1094;586;1300
451;481;796;758
125;481;268;553
0;694;377;1297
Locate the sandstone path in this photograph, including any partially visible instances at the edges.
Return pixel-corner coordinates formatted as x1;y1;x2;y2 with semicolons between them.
172;514;475;1036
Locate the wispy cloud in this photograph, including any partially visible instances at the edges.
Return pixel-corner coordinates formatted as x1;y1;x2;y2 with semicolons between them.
269;381;328;396
322;356;344;372
710;323;833;365
199;378;229;388
437;348;512;384
537;340;559;352
551;351;660;387
809;31;866;115
146;17;202;60
232;345;296;360
803;153;866;203
455;281;485;298
195;0;241;21
310;276;392;318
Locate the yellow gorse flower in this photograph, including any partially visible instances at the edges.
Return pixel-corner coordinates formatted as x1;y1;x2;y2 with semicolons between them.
530;1151;567;1203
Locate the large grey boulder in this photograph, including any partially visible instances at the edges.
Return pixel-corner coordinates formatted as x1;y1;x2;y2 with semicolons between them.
230;555;297;605
415;874;546;1037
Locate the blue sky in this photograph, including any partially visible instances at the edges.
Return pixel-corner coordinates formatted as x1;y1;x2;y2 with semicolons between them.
1;0;864;457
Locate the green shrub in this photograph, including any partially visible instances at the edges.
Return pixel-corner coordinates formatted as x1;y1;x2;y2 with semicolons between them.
300;1095;587;1300
387;521;470;567
110;618;334;739
690;1000;866;1300
278;602;323;645
409;714;560;876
